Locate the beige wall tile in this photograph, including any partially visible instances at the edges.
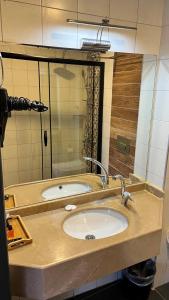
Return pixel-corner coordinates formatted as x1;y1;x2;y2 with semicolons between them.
110;0;138;22
1;1;42;45
42;0;77;11
4;131;17;146
109;19;136;53
138;0;164;26
78;0;109;17
135;24;161;54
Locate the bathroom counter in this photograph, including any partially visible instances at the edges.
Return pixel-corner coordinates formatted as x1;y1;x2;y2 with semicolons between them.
5;173;133;207
9;186;162;300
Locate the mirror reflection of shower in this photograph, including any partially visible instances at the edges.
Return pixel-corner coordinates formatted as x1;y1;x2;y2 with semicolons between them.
2;51;103;186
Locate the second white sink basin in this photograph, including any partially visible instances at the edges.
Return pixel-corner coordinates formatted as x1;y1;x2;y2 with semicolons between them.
42;182;92;201
63;208;128;240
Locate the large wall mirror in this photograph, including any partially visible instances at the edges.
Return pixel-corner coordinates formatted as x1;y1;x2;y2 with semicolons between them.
0;42;157;198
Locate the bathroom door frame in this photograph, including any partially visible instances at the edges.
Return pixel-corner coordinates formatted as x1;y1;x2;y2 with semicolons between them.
1;52;105;174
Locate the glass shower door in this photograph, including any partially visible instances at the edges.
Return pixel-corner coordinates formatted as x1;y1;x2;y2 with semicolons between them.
40;61;102;179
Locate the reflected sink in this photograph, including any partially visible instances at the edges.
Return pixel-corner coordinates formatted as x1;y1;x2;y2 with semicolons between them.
63;208;128;240
42;182;92;201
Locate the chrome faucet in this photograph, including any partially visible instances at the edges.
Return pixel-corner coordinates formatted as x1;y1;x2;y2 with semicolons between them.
83;157;109;189
112;174;133;206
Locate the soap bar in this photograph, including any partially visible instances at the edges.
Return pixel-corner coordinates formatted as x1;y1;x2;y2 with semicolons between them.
65;204;77;211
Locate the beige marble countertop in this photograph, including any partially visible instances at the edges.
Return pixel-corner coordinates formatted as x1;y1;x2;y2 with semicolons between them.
9;186;163;300
5;173;133;208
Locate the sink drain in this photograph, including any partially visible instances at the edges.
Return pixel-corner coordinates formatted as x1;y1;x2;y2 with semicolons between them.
85;234;96;240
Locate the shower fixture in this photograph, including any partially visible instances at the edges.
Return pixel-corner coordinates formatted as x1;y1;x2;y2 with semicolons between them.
54;50;75;79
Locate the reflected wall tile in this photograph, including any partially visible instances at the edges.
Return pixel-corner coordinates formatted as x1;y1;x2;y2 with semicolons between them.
18;144;32;158
4;131;17;146
12;69;28;86
12;59;28;70
13;86;29;99
16;130;32;145
3;158;18;173
3;171;19;187
43;167;51;179
18;157;33;171
31;143;41;156
31;169;42;181
28;86;40;99
16;116;31;131
2;145;18;159
18;171;32;183
28;70;39;87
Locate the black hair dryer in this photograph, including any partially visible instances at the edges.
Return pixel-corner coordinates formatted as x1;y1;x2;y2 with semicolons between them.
0;87;48;147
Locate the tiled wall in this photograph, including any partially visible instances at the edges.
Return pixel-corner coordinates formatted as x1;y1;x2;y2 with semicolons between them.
145;0;169;189
0;0;164;55
153;0;169;288
134;55;157;179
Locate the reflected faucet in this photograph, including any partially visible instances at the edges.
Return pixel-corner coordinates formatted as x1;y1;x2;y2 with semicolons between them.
83;157;109;189
112;174;133;206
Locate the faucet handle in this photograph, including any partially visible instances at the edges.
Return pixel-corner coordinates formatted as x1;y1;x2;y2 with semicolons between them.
112;174;124;180
122;191;133;206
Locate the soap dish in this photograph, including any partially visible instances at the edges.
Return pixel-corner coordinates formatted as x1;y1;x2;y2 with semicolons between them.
7;215;32;250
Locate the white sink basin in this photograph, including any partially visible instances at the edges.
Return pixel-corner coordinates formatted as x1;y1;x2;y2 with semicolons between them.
63;208;128;240
42;182;92;201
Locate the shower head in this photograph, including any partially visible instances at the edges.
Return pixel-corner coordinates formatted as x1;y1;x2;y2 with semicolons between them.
81;38;111;52
54;66;75;80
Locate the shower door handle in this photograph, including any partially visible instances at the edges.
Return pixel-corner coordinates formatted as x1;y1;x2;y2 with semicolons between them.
44;130;48;147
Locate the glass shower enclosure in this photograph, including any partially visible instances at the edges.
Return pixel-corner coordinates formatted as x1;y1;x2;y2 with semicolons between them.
2;53;104;185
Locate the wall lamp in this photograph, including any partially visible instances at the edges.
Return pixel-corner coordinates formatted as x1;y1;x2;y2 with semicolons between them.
67;18;137;31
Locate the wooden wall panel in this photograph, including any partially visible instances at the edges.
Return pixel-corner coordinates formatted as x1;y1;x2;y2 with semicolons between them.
109;52;143;177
